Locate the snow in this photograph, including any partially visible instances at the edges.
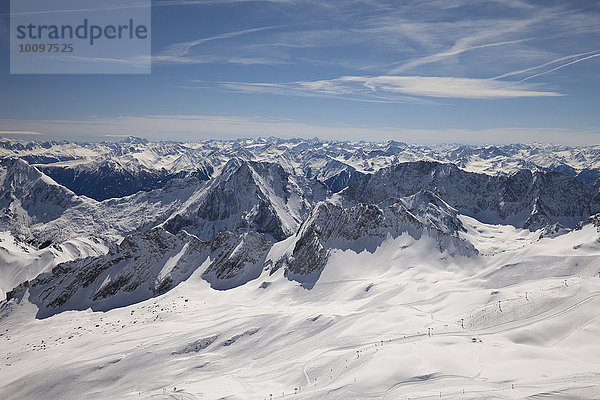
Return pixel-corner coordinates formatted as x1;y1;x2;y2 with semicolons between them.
458;215;541;255
2;222;600;399
0;231;107;299
158;243;189;282
3;138;600;187
2;138;600;399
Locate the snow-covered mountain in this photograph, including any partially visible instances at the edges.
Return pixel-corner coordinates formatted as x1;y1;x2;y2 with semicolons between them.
340;160;600;230
162;159;328;241
2;137;600;399
5;186;471;316
2;137;600;308
3;137;600;201
0;232;107;300
6;227;269;318
0;157;199;245
270;200;476;288
0;158;83;240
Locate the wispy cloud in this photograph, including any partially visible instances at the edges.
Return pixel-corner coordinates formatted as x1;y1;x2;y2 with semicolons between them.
492;50;600;81
344;75;561;98
342;1;599;78
153;26;289;65
196;74;561;101
151;0;599;74
191;80;436;104
389;38;530;74
516;52;600;83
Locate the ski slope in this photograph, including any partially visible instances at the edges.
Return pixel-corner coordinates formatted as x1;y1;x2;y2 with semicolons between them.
1;221;600;399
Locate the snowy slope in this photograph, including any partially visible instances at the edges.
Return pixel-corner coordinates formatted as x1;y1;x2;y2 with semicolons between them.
5;194;469;316
0;231;107;300
1;219;600;399
5;227;275;318
0;158;203;245
2;138;600;399
270;200;476;288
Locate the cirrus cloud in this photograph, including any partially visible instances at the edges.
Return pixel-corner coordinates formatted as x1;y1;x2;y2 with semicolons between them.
340;75;562;99
197;74;561;102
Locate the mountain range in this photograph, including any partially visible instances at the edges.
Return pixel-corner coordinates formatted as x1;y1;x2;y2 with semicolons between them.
2;137;600;311
1;137;600;399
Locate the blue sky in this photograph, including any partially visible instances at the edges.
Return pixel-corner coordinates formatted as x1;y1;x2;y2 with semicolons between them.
0;0;599;144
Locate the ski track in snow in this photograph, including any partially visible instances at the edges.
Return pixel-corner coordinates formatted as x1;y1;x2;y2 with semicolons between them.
1;222;600;399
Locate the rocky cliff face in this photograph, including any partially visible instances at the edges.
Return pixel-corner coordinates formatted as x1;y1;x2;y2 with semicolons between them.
201;231;272;290
340;161;600;230
6;227;273;318
0;158;84;245
6;227;206;318
271;200;477;287
163;160;329;241
397;190;466;236
5;192;478;314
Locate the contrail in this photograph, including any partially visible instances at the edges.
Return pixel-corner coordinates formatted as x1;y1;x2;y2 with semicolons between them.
492;50;600;81
517;52;600;83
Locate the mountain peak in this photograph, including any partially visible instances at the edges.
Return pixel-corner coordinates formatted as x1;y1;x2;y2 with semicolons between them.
120;136;149;145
